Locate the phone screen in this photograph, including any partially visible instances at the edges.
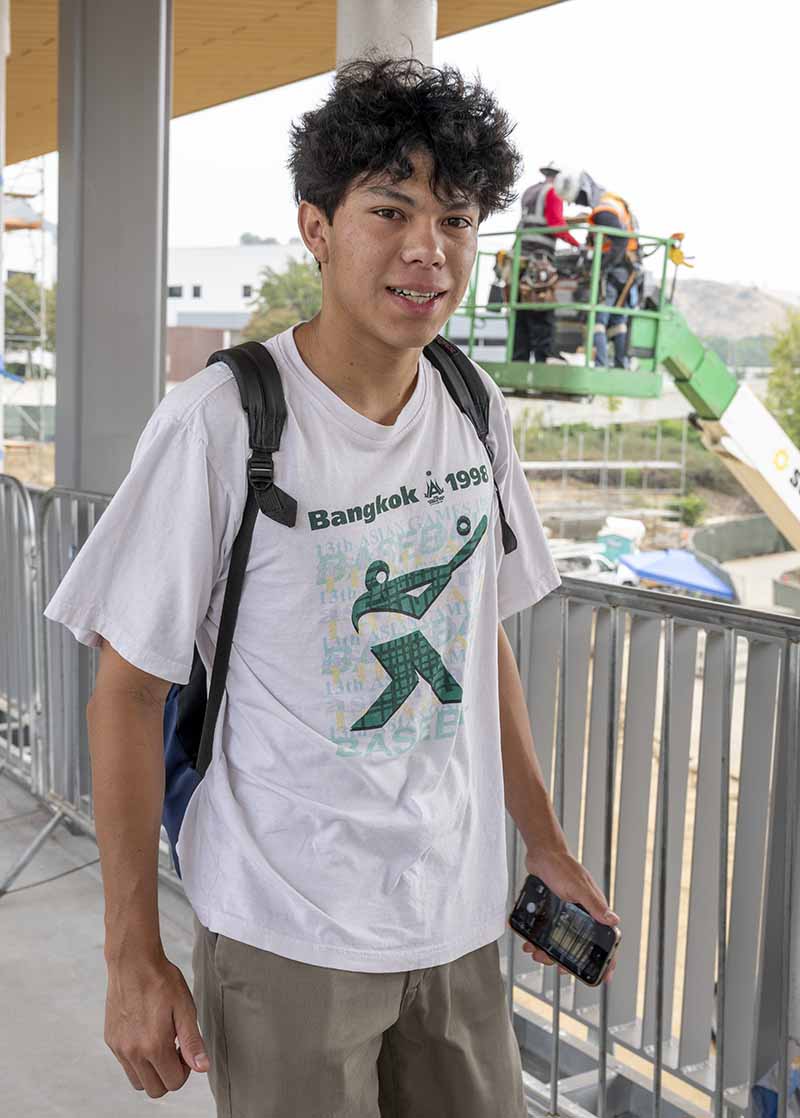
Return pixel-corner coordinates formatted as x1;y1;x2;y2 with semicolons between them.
548;903;595;971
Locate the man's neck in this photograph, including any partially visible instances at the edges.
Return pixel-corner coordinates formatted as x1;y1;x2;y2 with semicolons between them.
293;309;421;427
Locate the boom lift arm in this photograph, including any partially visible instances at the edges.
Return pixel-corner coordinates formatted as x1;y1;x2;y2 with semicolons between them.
660;305;800;550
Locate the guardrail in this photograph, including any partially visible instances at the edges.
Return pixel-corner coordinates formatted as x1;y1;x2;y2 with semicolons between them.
0;484;179;893
0;474;43;791
451;222;679;373
503;579;800;1117
1;477;798;1115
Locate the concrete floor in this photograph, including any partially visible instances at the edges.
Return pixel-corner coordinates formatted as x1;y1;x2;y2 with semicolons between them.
0;769;215;1117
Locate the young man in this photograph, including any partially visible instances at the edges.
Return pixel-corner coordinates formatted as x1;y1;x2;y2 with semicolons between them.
554;171;640;368
511;160;581;365
45;59;618;1117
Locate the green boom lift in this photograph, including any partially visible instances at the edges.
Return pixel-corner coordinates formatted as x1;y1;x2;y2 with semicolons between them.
445;223;800;551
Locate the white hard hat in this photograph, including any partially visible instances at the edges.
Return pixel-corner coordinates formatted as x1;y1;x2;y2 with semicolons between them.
554;169;581;204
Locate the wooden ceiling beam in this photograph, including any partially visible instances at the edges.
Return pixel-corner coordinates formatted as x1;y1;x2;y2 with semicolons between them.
7;0;562;165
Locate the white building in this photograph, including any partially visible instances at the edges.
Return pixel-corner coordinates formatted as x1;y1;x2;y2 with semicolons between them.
166;239;311;331
1;238;312;436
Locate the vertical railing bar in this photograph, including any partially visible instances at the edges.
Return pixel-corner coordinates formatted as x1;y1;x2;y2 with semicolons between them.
779;640;799;1118
10;489;22;761
18;488;29;765
506;229;523;366
715;628;734;1118
8;491;17;760
2;486;12;758
51;494;64;802
0;486;8;757
599;605;618;1118
41;494;53;798
585;230;604;368
466;254;479;360
0;485;9;761
53;493;68;802
70;495;81;810
29;491;45;799
654;617;673;1118
19;487;33;771
507;820;519;1017
507;612;523;1019
52;494;62;784
36;495;51;801
551;596;568;1116
23;490;34;780
21;486;37;789
87;500;100;700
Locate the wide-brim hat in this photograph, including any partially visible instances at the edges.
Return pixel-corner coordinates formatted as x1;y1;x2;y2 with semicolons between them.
538;161;561;177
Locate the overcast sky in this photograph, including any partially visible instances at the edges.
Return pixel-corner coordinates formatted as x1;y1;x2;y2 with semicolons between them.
21;0;800;295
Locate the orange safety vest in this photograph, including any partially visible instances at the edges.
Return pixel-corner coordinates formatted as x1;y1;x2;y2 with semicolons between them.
590;192;639;260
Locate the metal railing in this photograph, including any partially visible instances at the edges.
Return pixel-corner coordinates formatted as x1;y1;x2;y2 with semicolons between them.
446;222;680;382
0;483;179;893
38;485;180;879
0;474;44;791
2;477;799;1115
503;578;800;1117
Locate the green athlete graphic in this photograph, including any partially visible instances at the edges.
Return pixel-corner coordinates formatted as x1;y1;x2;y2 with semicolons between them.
350;514;488;731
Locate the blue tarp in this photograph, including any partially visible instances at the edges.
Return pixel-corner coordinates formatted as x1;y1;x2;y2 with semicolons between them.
619;548;737;602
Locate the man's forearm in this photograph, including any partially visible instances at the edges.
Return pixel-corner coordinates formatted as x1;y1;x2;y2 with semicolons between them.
497;623;568;855
87;692;166;965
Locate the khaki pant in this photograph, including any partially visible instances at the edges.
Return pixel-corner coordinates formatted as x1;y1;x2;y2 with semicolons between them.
192;914;526;1117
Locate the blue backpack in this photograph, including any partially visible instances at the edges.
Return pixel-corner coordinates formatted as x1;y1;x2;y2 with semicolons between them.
161;336;518;878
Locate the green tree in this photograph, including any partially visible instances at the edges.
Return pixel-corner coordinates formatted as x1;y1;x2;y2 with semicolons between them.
240;232;279;245
703;334;775;369
766;311;800;446
242;258;322;340
5;273;56;375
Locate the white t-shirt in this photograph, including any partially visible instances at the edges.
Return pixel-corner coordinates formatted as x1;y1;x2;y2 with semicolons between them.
44;325;560;972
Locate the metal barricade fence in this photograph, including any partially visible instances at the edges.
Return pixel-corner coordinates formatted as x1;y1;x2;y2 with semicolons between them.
503;578;800;1118
0;485;180;895
0;474;43;792
37;486;180;879
2;479;799;1117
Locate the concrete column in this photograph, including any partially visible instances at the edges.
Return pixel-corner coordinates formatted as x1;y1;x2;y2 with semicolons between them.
336;0;437;67
55;0;171;493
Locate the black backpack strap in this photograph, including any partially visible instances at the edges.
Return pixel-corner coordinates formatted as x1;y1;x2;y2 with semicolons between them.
194;340;297;778
424;336;518;555
207;340;297;528
196;486;259;778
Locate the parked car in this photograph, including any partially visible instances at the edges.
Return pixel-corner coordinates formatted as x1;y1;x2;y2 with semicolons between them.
551;546;639;587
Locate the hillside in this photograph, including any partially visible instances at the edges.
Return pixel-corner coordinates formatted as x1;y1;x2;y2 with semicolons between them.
672;278;793;340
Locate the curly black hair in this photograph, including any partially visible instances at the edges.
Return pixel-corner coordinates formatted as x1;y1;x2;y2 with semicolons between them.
288;57;521;224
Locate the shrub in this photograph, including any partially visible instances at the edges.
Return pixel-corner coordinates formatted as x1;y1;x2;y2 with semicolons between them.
667;494;707;526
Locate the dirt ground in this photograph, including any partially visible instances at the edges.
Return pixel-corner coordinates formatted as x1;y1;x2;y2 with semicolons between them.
530;474;760;551
2;441;761;540
3;441;55;489
531;474;757;518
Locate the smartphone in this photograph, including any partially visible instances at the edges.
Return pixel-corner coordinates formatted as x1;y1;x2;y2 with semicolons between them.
508;874;621;987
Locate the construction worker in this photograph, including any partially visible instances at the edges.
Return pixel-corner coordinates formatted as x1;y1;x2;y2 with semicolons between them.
555;172;640;368
511;161;582;364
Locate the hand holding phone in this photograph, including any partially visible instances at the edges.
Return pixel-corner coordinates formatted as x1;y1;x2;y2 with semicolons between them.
509;874;621;987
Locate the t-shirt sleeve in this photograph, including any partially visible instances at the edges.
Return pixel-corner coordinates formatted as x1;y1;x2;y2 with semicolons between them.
43;415;240;685
487;387;561;621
